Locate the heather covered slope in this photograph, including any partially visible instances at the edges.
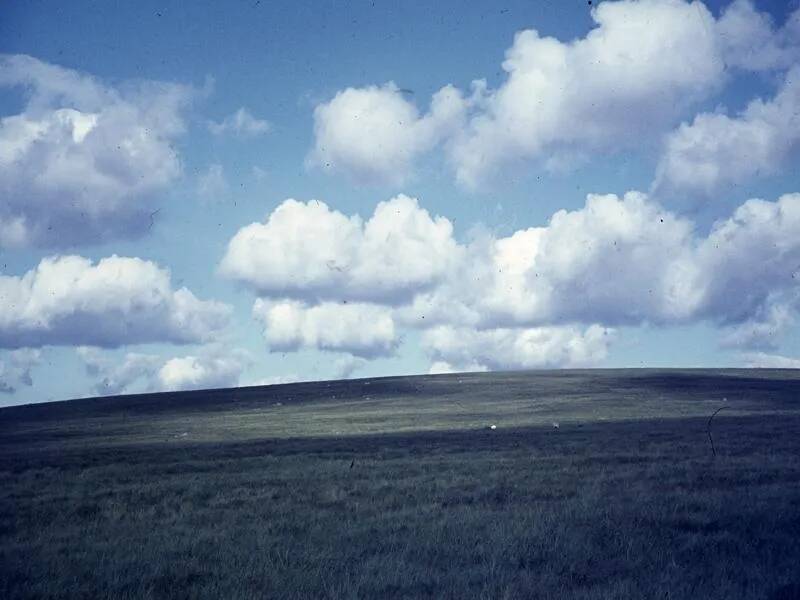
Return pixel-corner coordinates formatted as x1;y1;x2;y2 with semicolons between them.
2;369;800;599
3;368;799;447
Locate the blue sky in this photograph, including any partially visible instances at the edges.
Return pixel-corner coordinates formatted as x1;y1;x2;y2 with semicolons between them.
1;0;800;405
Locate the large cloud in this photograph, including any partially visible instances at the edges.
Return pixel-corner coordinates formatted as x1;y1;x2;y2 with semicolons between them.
252;299;397;358
696;195;800;311
449;0;727;187
396;192;698;329
0;54;193;247
308;83;469;184
716;0;800;72
0;255;230;348
692;194;800;347
473;192;698;326
422;324;613;372
220;194;460;304
224;190;800;368
399;191;800;352
79;346;249;394
309;1;800;189
654;66;800;196
309;0;764;188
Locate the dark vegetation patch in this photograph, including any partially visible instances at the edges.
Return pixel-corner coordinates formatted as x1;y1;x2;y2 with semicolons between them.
1;369;799;599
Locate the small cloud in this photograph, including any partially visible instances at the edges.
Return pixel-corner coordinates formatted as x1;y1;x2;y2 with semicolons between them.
0;348;41;394
244;374;302;387
740;352;800;369
333;355;366;379
208;107;270;137
78;348;162;395
252;165;268;181
428;361;487;375
196;163;229;201
158;351;248;391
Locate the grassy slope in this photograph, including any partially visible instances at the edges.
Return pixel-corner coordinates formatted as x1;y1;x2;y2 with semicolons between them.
1;369;799;599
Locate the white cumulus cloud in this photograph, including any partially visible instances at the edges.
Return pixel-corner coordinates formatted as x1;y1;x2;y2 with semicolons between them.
309;1;800;189
654;66;800;196
0;54;193;247
716;0;800;72
158;353;247;391
310;0;781;188
399;191;800;355
422;324;614;372
0;255;231;349
253;299;397;358
308;82;471;185
397;191;699;330
220;194;460;304
449;0;725;187
221;189;800;366
692;194;800;345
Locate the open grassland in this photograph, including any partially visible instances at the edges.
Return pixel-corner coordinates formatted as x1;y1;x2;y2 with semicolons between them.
1;369;800;599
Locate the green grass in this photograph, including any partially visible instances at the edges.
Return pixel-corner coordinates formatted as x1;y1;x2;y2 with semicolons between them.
1;369;800;599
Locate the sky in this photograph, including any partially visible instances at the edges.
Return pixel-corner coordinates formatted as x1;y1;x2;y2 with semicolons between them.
1;0;800;406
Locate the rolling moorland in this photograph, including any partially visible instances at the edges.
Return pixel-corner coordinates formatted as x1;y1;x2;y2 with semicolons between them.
1;369;800;599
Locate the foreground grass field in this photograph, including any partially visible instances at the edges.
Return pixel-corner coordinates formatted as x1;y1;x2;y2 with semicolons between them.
1;369;800;599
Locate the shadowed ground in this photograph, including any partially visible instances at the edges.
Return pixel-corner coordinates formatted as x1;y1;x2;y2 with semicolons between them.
1;369;799;599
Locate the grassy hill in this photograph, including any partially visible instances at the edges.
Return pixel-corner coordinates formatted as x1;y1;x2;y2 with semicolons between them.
2;369;800;599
